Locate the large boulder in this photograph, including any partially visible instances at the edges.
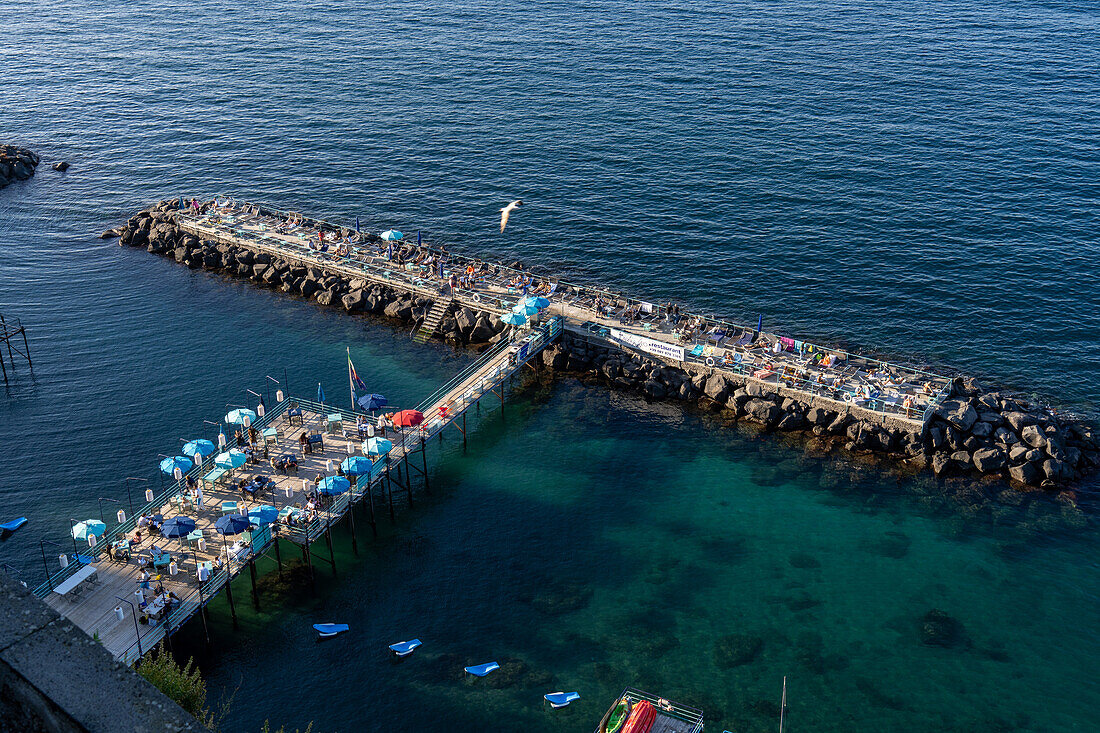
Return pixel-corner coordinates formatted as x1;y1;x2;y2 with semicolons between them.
341;290;365;312
1008;444;1030;464
940;401;978;432
743;398;781;428
1003;411;1033;432
1021;424;1047;449
972;447;1006;473
455;307;478;336
1042;459;1072;482
1008;462;1041;486
950;450;972;470
469;315;496;343
703;373;729;402
970;421;993;439
806;407;836;427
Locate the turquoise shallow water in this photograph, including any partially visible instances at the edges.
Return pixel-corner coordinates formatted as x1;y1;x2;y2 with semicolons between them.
2;0;1099;730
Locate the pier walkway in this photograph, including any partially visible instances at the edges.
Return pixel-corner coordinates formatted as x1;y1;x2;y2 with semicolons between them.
177;199;952;429
33;318;562;665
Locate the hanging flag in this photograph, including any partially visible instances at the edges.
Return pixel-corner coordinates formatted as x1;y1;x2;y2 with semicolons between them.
416;230;422;247
317;382;326;405
348;347;367;408
355;216;360;233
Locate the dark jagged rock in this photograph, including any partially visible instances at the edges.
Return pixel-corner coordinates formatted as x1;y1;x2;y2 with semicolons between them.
0;145;39;188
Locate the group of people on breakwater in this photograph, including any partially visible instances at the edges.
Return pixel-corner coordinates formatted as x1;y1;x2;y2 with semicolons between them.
111;199;1100;497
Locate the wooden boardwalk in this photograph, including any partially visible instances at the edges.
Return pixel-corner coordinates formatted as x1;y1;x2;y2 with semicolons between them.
36;318;561;665
177;201;951;427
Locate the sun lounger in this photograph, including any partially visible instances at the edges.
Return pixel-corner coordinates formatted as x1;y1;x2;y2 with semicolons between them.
689;344;705;357
545;692;580;708
464;662;500;677
389;639;422;657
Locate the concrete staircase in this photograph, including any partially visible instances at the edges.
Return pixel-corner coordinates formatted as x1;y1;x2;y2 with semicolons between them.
413;297;453;343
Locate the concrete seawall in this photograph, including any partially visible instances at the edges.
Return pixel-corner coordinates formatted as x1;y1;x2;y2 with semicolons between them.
0;572;199;732
111;199;1099;497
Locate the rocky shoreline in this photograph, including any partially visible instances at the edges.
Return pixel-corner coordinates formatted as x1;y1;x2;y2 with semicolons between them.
0;145;39;188
112;200;1099;498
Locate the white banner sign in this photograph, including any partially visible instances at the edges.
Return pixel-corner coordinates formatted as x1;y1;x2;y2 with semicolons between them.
609;328;686;362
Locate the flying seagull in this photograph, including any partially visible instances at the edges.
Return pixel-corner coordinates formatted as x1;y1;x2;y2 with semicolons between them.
499;200;522;233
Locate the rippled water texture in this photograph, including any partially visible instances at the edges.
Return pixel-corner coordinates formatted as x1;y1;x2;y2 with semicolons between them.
2;0;1099;731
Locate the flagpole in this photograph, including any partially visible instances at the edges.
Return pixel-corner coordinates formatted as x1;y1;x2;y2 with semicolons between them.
347;347;355;409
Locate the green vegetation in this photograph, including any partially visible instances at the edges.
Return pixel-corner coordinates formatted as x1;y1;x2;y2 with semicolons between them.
137;644;208;718
137;644;314;732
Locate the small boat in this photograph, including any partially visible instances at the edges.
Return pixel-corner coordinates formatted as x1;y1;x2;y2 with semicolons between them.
0;517;27;534
544;691;580;708
388;639;422;657
313;623;349;638
464;661;500;677
621;700;656;733
600;697;632;733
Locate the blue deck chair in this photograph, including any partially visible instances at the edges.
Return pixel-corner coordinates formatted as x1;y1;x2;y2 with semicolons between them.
689;344;705;358
389;639;422;657
734;329;755;347
544;692;580;708
464;662;500;677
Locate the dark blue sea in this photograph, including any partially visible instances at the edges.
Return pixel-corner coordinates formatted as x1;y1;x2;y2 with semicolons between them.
2;1;1099;730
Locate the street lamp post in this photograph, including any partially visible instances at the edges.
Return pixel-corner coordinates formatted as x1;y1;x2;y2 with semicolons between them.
124;477;148;516
115;596;143;657
40;539;61;590
98;497;121;524
265;375;281;407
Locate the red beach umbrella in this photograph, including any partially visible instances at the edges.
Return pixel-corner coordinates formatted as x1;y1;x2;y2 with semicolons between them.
390;409;425;428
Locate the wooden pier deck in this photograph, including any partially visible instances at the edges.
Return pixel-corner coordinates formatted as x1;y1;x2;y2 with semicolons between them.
35;317;562;665
177;200;951;428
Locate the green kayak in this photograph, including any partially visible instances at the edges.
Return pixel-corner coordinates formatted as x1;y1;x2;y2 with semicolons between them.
601;698;632;733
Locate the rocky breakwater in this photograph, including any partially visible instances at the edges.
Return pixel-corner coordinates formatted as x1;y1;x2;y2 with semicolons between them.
0;145;39;188
539;334;1099;492
112;200;509;346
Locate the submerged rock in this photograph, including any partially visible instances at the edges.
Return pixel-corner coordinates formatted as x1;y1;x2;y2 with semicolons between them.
714;633;764;668
919;608;968;648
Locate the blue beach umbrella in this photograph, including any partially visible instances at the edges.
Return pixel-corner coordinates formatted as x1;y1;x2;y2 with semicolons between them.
71;519;106;540
317;382;326;404
182;439;216;459
215;514;252;536
355;216;360;233
225;408;257;425
160;456;193;475
416;230;422;247
387;242;393;260
363;437;393;455
757;314;764;333
527;296;551;309
381;230;403;241
247;505;278;526
161;516;196;538
215;450;247;469
501;312;527;326
340;456;375;477
317;476;351;496
513;301;539;316
356;393;387;411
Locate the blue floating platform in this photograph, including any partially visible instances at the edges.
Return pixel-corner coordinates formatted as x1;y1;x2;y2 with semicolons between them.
313;623;349;637
389;639;422;657
465;662;500;677
545;691;580;708
0;517;27;533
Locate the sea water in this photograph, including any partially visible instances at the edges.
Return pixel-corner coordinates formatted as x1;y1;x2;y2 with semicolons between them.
1;0;1098;730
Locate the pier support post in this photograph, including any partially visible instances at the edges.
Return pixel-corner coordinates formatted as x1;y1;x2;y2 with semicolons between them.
199;604;211;645
225;575;238;629
347;500;359;555
402;453;413;506
385;468;396;522
274;536;283;577
462;413;467;450
421;437;430;495
367;481;377;536
304;539;316;593
325;526;337;578
249;561;260;610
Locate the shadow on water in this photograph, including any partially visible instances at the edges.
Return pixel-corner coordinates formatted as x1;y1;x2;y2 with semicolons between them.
163;375;1100;733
